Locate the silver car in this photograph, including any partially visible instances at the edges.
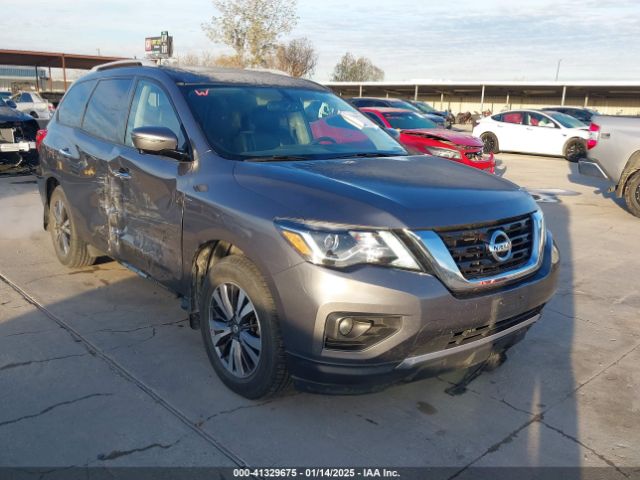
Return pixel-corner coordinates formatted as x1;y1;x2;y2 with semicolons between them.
11;91;52;120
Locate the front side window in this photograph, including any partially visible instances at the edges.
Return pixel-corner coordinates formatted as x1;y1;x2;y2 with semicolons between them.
381;111;437;130
57;80;96;128
526;112;555;128
126;79;186;150
181;86;406;160
82;78;133;143
20;93;32;103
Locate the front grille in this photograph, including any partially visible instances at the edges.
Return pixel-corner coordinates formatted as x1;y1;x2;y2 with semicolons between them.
464;149;484;161
437;214;533;279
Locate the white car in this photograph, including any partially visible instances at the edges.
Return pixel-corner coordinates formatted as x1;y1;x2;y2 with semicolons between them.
473;109;590;161
10;91;52;120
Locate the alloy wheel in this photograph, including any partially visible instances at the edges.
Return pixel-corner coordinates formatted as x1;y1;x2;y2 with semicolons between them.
482;135;496;154
52;199;71;256
209;282;262;378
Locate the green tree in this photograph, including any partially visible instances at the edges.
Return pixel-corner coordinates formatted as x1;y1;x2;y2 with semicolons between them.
202;0;298;68
331;53;385;82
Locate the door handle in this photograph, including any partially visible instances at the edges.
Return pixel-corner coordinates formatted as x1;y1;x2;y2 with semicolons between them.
58;147;73;158
112;168;131;179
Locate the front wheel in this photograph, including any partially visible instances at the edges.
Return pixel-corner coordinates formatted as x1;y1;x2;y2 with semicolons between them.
564;138;586;162
49;187;96;268
200;255;290;399
481;132;499;154
623;170;640;218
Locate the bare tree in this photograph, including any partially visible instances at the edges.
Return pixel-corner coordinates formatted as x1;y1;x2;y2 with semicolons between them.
202;0;298;68
331;53;385;82
272;38;317;77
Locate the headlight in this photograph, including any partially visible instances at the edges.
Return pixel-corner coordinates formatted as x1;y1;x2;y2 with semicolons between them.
424;146;461;159
275;220;420;270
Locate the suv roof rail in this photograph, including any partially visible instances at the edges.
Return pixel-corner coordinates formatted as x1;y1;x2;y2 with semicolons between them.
92;59;154;72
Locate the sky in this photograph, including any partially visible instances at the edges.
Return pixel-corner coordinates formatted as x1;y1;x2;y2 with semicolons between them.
0;0;637;82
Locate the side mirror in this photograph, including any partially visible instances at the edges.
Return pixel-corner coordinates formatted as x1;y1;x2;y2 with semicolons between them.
385;128;401;140
131;126;178;153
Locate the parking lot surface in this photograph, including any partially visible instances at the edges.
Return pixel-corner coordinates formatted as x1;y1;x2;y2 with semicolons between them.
0;154;639;472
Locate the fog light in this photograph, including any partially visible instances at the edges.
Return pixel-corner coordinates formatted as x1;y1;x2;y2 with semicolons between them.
324;314;402;351
338;317;354;336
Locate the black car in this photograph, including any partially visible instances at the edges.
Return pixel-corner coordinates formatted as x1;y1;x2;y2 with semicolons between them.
541;107;597;124
408;100;453;128
0;97;39;171
350;97;446;128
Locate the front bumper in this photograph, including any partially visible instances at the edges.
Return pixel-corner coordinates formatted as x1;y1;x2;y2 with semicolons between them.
273;231;559;393
0;141;36;153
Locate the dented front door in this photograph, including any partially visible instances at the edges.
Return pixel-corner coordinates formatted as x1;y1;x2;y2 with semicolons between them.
111;149;184;287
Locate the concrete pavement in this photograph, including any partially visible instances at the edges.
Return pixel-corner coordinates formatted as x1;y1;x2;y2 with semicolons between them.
0;154;638;473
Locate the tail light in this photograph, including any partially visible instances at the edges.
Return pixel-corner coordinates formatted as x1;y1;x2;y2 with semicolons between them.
36;129;47;151
587;123;600;150
48;103;55;112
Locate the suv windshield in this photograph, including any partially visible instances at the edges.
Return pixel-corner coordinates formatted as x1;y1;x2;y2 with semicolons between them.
182;86;406;160
382;111;437;130
548;112;587;129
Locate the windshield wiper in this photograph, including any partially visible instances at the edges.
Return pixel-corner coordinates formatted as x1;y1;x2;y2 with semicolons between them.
247;155;310;162
328;152;405;159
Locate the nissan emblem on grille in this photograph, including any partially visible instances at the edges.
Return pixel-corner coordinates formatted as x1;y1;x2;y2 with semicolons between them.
487;230;513;262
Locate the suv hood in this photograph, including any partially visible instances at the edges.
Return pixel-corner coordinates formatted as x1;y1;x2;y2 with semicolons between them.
234;155;537;229
401;129;483;147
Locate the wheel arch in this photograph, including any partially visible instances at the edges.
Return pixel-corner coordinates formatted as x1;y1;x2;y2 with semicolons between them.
187;240;245;327
616;150;640;197
43;176;60;230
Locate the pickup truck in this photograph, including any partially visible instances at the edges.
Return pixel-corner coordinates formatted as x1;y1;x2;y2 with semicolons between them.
579;115;640;217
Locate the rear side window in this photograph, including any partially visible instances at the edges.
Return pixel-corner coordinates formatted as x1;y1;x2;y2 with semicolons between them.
503;112;523;124
82;78;133;143
57;81;96;128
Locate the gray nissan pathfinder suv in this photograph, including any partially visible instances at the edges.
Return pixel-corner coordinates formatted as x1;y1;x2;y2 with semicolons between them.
37;62;559;398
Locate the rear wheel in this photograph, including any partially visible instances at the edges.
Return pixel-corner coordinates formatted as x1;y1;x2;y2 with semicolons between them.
623;170;640;218
564;138;586;162
49;187;95;267
481;132;499;154
200;255;290;399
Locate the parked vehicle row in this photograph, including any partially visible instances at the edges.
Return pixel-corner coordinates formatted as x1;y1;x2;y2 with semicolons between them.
350;97;448;128
37;61;559;398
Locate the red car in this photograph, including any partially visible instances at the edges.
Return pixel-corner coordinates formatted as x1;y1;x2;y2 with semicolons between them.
359;107;495;173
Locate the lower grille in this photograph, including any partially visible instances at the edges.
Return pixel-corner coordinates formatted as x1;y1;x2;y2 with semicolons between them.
446;305;543;349
437;214;534;279
464;149;484;161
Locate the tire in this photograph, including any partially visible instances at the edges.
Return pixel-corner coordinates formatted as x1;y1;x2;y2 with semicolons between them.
481;132;499;154
623;170;640;218
564;138;586;162
48;187;96;268
200;255;290;399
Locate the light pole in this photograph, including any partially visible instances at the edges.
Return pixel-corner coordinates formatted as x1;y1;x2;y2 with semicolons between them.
555;59;562;81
